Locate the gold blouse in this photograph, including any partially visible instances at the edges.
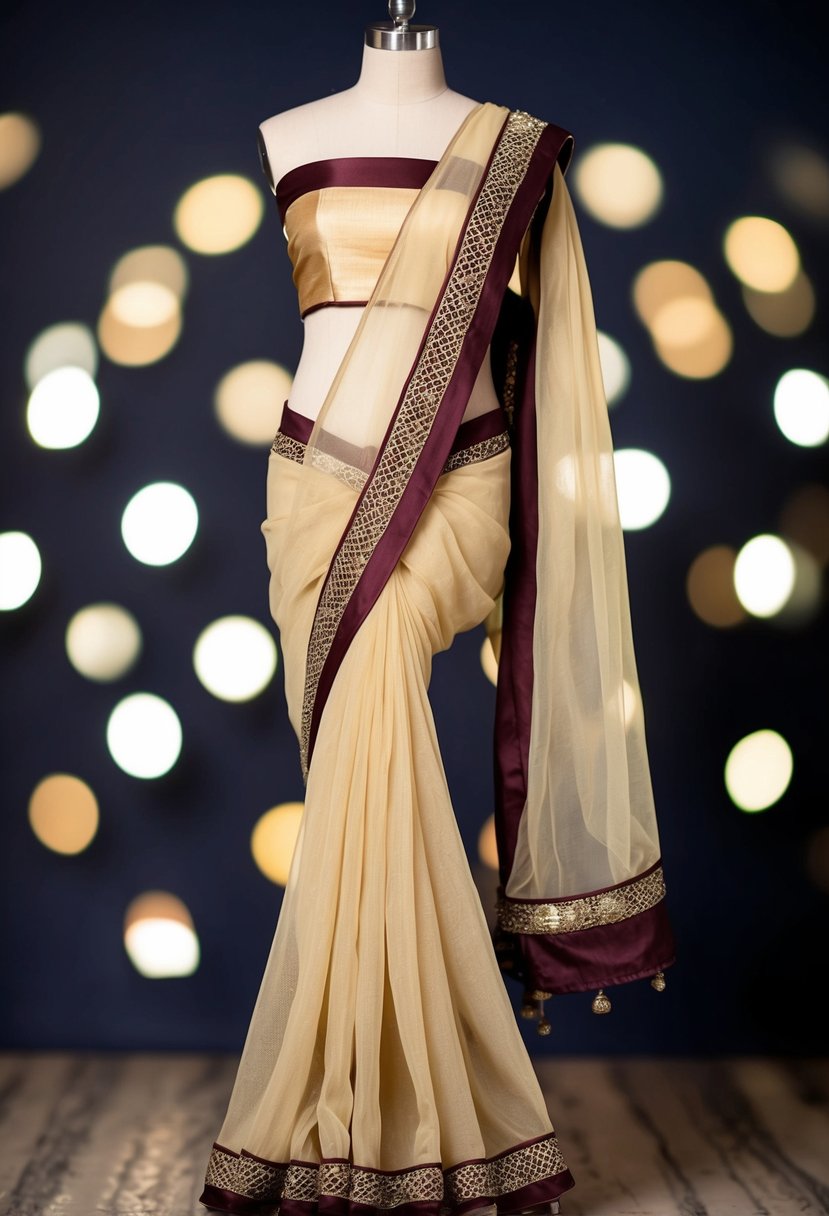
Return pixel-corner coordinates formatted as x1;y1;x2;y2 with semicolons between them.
274;158;439;319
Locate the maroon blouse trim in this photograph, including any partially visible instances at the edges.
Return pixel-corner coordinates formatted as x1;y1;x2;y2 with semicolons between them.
307;119;570;767
275;156;438;225
278;399;506;457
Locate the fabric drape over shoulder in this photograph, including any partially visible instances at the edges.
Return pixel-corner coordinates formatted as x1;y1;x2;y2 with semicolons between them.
488;153;676;1015
281;101;675;1012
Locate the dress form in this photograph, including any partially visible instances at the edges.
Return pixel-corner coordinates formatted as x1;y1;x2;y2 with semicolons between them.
257;29;501;425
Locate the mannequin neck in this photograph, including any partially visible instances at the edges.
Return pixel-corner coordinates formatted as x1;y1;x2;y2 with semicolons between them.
354;43;447;105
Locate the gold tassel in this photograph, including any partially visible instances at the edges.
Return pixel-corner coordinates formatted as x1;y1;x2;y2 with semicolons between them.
650;970;666;992
591;988;612;1014
526;989;552;1034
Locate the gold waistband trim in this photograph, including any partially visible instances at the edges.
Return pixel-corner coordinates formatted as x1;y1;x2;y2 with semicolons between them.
497;864;666;934
204;1130;567;1207
270;426;509;488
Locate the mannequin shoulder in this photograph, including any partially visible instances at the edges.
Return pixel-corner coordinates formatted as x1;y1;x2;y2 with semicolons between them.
257;95;343;195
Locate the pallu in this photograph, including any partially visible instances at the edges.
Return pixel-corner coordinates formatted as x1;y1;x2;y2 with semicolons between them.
200;102;676;1216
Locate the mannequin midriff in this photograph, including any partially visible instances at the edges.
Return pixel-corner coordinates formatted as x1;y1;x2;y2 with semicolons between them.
257;43;501;426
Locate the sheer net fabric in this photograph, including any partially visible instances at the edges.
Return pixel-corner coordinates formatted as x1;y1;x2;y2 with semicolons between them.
202;103;574;1214
209;446;570;1204
505;165;661;903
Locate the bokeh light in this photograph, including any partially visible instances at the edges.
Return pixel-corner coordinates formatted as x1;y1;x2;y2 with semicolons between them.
26;365;100;449
686;546;746;628
0;111;41;190
742;269;815;337
121;482;199;566
613;449;671;529
480;635;498;686
214;360;294;444
97;296;182;366
723;216;800;292
572;143;663;228
733;534;796;618
108;245;188;328
24;322;98;389
124;891;200;978
193;615;278;702
633;260;713;325
806;826;829;895
0;530;42;610
478;813;499;869
174;174;264;254
28;774;100;854
773;369;829;447
106;692;183;779
632;260;732;379
768;144;829;220
778;483;829;567
725;729;793;813
65;603;142;682
597;331;631;405
251;803;305;885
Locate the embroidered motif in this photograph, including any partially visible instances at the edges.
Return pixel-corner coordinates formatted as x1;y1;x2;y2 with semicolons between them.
204;1130;567;1206
496;864;667;934
271;427;510;486
270;432;306;464
502;338;520;427
298;109;547;779
441;431;510;474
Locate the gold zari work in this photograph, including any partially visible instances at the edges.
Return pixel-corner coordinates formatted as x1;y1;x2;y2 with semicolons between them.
497;865;666;934
204;1130;566;1207
299;111;546;778
272;426;510;485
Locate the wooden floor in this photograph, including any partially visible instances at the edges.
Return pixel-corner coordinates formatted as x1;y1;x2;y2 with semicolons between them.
0;1054;827;1216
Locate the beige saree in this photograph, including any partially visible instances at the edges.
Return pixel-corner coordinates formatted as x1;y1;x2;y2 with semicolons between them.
199;101;674;1216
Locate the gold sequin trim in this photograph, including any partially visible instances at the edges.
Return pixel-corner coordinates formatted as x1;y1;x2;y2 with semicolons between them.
272;427;510;488
204;1130;567;1206
502;338;519;427
441;430;510;474
270;431;306;464
299;110;547;779
445;1133;567;1203
497;864;666;934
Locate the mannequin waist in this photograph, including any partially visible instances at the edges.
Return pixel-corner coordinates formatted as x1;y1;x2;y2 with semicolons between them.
286;306;500;426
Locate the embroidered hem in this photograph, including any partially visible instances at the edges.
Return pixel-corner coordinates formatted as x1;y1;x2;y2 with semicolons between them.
200;1130;575;1215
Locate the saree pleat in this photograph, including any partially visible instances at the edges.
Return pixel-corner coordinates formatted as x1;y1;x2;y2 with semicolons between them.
200;449;574;1213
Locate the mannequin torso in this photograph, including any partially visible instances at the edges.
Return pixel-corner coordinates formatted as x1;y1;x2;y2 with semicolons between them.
257;44;500;425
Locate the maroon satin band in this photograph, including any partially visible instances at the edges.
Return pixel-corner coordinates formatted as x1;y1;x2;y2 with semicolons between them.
275;156;439;225
279;399;507;456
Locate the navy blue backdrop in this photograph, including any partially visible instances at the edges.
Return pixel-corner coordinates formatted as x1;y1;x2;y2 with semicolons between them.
1;0;826;1055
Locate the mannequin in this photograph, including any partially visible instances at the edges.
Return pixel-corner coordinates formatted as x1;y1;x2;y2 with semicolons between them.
198;12;675;1215
256;19;500;426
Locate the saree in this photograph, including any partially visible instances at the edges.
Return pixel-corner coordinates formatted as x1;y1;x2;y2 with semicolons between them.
199;101;675;1216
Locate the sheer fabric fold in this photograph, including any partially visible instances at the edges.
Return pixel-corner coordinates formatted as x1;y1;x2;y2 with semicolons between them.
199;97;676;1216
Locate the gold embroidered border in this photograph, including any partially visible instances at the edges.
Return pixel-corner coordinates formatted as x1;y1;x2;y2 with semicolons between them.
270;431;306;464
271;427;510;486
204;1130;567;1206
441;430;510;474
298;110;547;779
496;864;666;935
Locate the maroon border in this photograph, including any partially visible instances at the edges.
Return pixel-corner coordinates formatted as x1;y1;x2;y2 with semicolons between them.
198;1130;575;1215
278;400;507;457
275;156;438;225
305;116;573;768
495;898;677;995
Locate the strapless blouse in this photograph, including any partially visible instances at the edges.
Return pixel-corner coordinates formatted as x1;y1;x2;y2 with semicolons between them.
274;157;438;319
